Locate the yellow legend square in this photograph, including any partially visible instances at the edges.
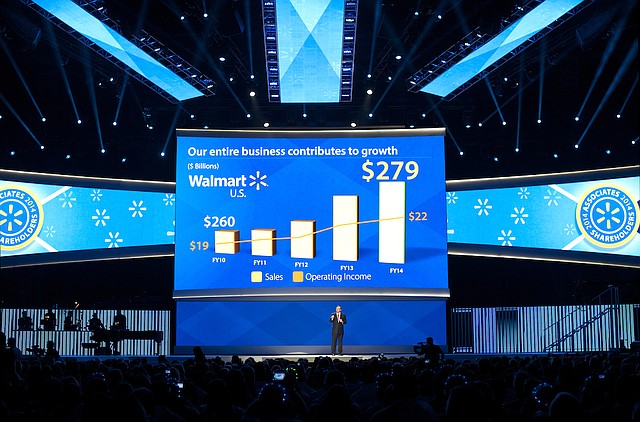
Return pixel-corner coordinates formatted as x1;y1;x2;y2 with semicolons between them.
251;271;263;283
292;271;304;282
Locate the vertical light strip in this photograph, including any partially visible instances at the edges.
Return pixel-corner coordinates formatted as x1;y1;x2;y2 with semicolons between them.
379;182;406;264
291;220;316;259
333;195;359;261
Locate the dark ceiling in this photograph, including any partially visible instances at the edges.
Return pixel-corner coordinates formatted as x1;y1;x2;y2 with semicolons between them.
0;0;638;182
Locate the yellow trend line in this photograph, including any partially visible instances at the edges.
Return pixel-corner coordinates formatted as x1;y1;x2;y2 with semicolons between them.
216;216;405;245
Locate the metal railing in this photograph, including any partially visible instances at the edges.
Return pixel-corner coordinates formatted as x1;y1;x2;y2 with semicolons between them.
450;298;637;354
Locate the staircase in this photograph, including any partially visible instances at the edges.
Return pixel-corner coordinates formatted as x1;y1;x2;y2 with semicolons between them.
544;286;621;352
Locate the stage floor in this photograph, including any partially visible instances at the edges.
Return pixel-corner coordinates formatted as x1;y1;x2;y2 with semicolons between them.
52;352;548;363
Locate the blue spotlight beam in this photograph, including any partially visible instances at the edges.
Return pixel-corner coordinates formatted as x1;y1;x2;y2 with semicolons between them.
617;73;638;116
483;78;505;124
575;11;630;119
0;92;42;147
44;24;80;121
410;0;590;99
0;36;46;119
577;40;638;147
82;57;104;150
24;0;210;102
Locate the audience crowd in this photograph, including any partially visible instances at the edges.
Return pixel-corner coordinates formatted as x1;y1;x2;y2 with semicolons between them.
2;331;639;421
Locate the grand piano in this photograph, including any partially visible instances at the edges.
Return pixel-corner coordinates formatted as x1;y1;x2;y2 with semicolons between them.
86;329;163;355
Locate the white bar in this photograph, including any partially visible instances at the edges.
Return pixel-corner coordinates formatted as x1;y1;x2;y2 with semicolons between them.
215;230;240;254
333;195;359;261
251;229;276;256
379;181;406;264
291;220;316;259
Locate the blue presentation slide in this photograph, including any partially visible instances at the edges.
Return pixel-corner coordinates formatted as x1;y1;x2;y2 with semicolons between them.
175;130;448;293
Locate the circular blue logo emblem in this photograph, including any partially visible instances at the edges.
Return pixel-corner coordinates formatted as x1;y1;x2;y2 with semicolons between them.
576;184;639;249
0;186;44;251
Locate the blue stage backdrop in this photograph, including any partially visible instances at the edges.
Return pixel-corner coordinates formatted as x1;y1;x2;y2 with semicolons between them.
175;299;447;355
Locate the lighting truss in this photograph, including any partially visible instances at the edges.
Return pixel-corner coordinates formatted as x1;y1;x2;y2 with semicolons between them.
408;0;593;99
131;31;216;96
262;0;359;103
23;0;215;102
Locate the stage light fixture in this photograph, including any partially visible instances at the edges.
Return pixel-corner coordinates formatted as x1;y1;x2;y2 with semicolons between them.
459;151;464;156
40;145;45;150
190;114;196;120
502;121;507;126
250;74;255;80
121;157;127;163
161;151;166;157
10;151;15;156
219;57;226;62
66;154;71;159
41;117;46;122
574;116;580;121
350;122;357;127
246;113;251;119
101;148;105;154
437;14;442;19
574;144;579;149
478;122;483;127
537;119;542;124
368;112;373;118
302;113;308;118
605;149;611;155
421;113;426;118
77;119;82;124
616;114;621;119
395;55;402;60
180;15;185;21
493;156;499;162
553;153;558;158
249;90;256;97
112;121;117;126
263;122;270;128
203;12;208;18
367;73;372;79
366;89;373;95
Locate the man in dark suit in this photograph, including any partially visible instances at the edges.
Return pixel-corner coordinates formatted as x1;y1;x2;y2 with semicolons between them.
329;305;347;355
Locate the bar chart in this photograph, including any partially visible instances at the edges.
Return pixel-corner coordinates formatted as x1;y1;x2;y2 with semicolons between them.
213;181;407;264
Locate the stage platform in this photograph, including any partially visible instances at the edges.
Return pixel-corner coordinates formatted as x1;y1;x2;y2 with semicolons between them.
47;352;551;363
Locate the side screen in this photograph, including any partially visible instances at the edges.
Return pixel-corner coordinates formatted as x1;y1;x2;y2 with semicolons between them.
447;174;640;258
174;129;448;296
0;173;175;266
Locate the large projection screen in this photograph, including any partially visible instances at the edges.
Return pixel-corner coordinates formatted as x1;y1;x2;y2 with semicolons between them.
174;128;449;299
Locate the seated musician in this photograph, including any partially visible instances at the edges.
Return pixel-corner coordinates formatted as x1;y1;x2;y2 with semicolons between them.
111;310;127;331
18;311;34;330
63;310;77;331
88;312;105;332
42;309;56;330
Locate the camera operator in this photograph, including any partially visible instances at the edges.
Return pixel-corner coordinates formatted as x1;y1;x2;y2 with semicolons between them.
414;336;444;364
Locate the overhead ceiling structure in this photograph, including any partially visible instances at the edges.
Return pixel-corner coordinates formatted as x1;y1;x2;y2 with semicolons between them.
0;0;637;181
